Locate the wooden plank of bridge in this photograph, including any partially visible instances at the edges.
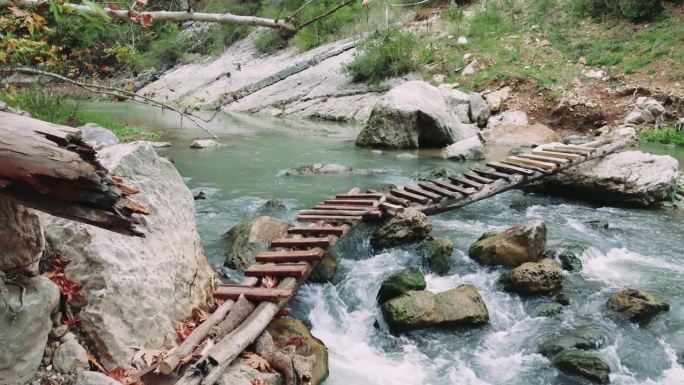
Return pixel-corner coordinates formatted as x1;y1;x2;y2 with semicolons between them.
296;215;362;224
390;188;430;204
471;166;514;181
287;226;347;236
464;171;493;184
448;175;483;189
431;179;474;195
214;285;293;302
518;153;569;165
299;209;377;217
255;249;325;263
417;182;461;198
336;193;384;199
486;161;536;176
532;149;583;161
271;237;331;248
368;189;411;207
505;156;557;172
404;185;442;202
503;157;554;173
547;146;593;155
244;263;309;278
313;204;371;211
323;199;377;206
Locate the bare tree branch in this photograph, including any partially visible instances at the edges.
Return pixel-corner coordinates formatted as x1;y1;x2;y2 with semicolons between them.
0;0;297;31
0;67;219;139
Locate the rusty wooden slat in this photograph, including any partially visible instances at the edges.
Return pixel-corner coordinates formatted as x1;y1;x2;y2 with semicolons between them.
214;285;292;302
380;202;404;212
297;215;362;224
390;189;430;204
323;199;377;206
404;186;442;202
287;227;347;236
464;171;494;184
533;149;583;161
255;249;325;263
470;167;514;181
505;156;556;172
244;263;309;278
299;209;372;216
448;175;483;189
548;146;593;155
417;182;460;198
271;237;331;248
367;189;411;207
486;161;536;176
335;193;384;199
313;205;370;211
431;179;473;195
517;153;569;165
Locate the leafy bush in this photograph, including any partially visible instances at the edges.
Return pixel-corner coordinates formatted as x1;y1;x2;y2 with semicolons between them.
344;27;418;84
571;0;665;22
254;30;289;54
638;126;684;146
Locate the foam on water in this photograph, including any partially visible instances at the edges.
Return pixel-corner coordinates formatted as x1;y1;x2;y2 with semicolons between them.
581;247;684;288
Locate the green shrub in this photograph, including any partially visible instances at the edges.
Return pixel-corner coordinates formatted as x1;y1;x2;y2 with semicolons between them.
344;27;418;84
141;23;186;69
572;0;665;22
254;30;289;54
291;1;358;51
638;126;684;146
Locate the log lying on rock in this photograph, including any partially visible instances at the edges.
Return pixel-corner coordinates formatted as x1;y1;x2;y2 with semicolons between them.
0;112;146;236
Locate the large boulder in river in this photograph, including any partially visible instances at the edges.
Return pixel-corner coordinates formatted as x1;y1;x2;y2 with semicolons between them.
551;350;611;384
0;199;45;274
533;151;679;207
377;267;426;303
225;216;290;270
381;284;489;332
607;288;669;321
468;220;547;267
356;81;478;149
266;317;329;385
370;209;432;249
44;141;217;368
0;276;59;384
504;258;563;294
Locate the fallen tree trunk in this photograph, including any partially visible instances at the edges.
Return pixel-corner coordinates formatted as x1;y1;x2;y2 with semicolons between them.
0;0;297;31
0;112;146;236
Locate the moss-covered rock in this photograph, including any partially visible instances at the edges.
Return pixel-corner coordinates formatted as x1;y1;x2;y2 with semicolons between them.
607;288;669;322
370;209;432;249
468;220;546;267
538;325;609;358
266;318;328;385
535;302;563;317
377;267;426;303
381;284;489;332
551;350;611;384
224;216;289;269
420;238;454;275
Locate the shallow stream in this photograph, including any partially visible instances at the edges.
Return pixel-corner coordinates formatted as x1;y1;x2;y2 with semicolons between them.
87;103;684;385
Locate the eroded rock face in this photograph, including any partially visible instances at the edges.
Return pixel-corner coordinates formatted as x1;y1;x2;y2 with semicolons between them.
44;142;216;368
607;288;670;321
225;216;290;270
468;221;547;267
381;284;489;332
537;151;679;207
377;267;426;303
505;258;563;294
266;318;329;385
370;209;432;249
551;350;611;384
356;81;478;149
0;199;45;274
0;276;59;384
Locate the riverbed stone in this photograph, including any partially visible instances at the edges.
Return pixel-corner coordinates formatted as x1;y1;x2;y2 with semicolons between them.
420;238;454;275
481;123;560;147
538;325;610;358
0;199;45;274
535;151;679;206
468;220;547;267
551;350;611;384
75;371;124;385
483;86;510;112
53;338;89;373
370;209;432;249
266;317;328;385
309;252;338;283
0;276;60;385
487;110;529;128
44;141;217;368
624;97;665;125
505;258;563;294
190;139;222;148
356;81;478;148
381;284;489;332
536;302;563;317
79;123;119;150
377;267;426;303
441;136;485;160
225;216;290;270
607;288;670;321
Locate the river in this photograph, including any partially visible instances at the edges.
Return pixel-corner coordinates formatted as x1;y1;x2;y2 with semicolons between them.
86;103;684;385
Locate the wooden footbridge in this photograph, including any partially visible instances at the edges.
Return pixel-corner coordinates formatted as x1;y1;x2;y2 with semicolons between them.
165;138;628;385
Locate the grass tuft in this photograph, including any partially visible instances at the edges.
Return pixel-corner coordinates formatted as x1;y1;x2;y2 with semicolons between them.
344;27;418;84
638;126;684;146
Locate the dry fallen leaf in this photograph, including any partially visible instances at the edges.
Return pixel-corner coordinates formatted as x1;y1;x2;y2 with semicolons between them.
241;352;273;373
251;379;267;385
131;345;166;368
261;275;277;289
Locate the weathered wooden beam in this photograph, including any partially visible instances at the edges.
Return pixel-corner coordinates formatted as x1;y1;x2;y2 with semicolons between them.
287;226;347;236
464;172;494;184
404;186;442;202
518;153;569;165
390;189;430;204
471;167;514;181
486;161;536;176
367;189;411;207
270;237;331;249
244;263;309;278
255;249;325;263
313;204;370;211
505;156;557;171
296;215;362;224
431;179;473;195
335;193;384;199
298;209;374;216
448;175;483;189
323;199;377;206
417;182;460;198
214;286;293;302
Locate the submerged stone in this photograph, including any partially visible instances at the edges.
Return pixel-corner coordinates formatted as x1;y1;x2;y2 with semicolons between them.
607;288;670;321
468;220;547;267
377;267;426;303
535;302;563;317
381;284;489;332
539;325;610;358
420;238;454;276
551;350;611;384
370;209;432;249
